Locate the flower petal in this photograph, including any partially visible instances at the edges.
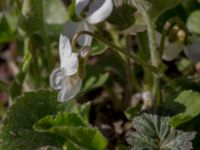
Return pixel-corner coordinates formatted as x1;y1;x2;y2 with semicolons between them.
50;68;63;90
58;75;82;102
86;0;113;24
59;34;72;67
184;36;200;63
62;53;79;76
163;41;183;61
75;0;90;16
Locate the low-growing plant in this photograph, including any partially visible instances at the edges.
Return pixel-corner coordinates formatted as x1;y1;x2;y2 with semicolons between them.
0;0;200;149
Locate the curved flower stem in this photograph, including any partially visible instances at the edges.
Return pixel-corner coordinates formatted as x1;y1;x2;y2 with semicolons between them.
72;31;178;89
160;17;186;58
72;31;157;72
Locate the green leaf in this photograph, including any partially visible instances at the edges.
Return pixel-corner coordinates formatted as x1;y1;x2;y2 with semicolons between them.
80;65;109;94
34;112;88;131
127;112;196;150
78;102;91;122
91;40;108;56
169;90;200;128
108;1;136;30
34;112;108;150
0;90;67;150
163;78;200;104
132;0;181;20
186;10;200;35
52;127;107;150
0;13;15;42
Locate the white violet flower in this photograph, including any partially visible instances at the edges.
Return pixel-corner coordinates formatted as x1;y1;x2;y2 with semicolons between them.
156;32;184;61
157;31;200;62
64;0;113;46
50;34;82;102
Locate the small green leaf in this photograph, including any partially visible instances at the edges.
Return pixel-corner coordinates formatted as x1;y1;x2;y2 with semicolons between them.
34;112;107;150
0;14;15;42
81;65;109;94
186;10;200;35
108;1;136;30
0;90;67;150
79;101;91;122
127;111;196;150
91;40;108;56
169;90;200;128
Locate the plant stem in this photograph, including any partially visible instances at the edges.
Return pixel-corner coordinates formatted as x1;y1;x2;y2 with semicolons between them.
144;13;162;106
43;27;53;74
72;31;178;89
73;31;157;73
29;39;41;88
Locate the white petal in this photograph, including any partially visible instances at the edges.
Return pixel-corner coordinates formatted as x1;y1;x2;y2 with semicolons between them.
75;0;90;16
184;36;200;63
59;34;72;67
50;68;63;90
58;75;82;102
62;53;79;76
163;41;184;61
86;0;113;24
